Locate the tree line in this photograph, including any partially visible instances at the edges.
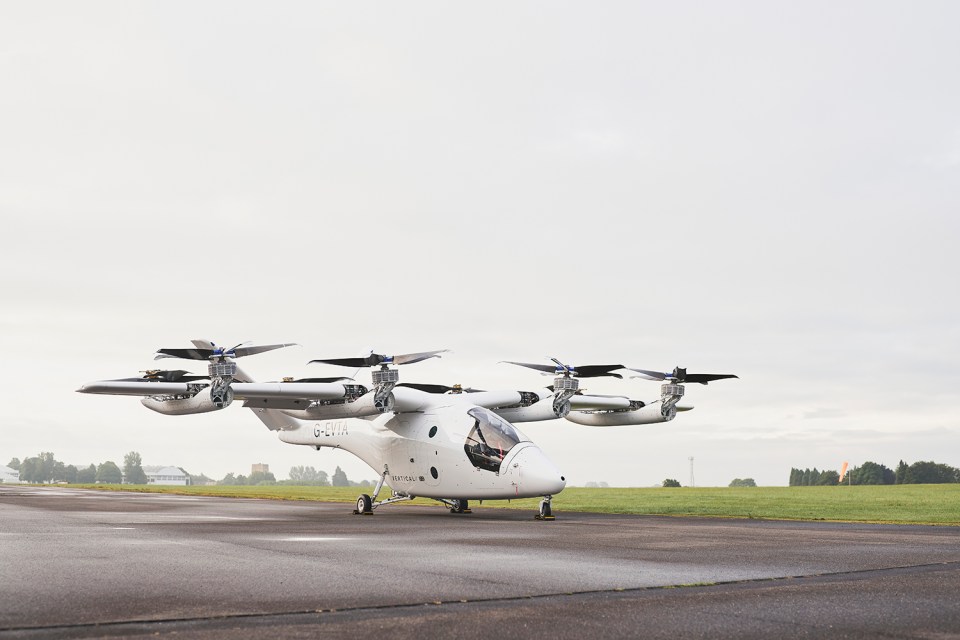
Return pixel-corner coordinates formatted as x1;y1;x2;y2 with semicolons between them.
7;452;145;484
790;460;960;486
6;452;371;487
218;466;370;487
7;451;202;485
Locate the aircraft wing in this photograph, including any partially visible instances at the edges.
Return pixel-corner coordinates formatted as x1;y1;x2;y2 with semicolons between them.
232;382;353;402
77;381;205;396
77;380;350;401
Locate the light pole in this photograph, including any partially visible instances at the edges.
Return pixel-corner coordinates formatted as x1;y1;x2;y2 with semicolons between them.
689;456;695;488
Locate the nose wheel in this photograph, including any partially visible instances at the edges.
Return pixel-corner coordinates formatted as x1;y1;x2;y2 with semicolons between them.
449;499;471;514
535;497;555;520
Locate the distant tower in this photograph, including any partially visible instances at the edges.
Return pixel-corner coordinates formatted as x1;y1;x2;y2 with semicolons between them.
689;456;695;488
252;463;270;475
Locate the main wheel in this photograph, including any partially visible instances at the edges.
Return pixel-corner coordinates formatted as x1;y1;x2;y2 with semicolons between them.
357;494;373;514
450;498;469;514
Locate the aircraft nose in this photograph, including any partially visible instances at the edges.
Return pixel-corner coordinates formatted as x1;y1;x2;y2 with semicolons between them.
512;446;566;495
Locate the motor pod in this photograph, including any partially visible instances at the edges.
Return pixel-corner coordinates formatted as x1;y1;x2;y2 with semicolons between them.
564;403;673;427
141;390;233;415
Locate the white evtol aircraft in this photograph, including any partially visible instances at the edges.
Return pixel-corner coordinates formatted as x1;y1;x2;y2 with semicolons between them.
78;341;736;519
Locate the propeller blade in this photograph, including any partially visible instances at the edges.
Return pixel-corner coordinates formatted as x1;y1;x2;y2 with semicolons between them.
567;364;625;379
309;356;378;368
397;382;457;394
627;368;668;381
392;349;449;365
504;361;625;378
310;349;448;368
626;367;738;385
232;343;298;358
155;348;213;361
683;373;739;384
157;342;296;361
396;382;485;394
502;361;557;374
115;370;208;383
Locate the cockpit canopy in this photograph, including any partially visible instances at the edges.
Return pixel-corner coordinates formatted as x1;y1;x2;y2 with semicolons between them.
463;406;528;473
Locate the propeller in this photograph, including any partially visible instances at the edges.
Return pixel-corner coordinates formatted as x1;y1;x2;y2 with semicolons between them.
155;341;297;361
115;370;208;383
396;382;485;394
627;366;738;385
308;349;448;368
502;358;626;379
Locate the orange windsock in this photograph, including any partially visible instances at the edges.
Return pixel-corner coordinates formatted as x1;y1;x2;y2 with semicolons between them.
839;461;849;483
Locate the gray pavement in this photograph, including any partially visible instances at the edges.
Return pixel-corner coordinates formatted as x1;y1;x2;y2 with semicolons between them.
1;485;958;639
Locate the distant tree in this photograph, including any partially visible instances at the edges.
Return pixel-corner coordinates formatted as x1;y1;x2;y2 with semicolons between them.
895;460;909;484
248;470;277;485
52;461;67;482
850;461;895;485
789;468;800;486
95;461;123;484
77;464;96;484
7;457;20;470
39;452;57;483
816;470;840;486
729;478;757;487
662;478;681;487
220;473;250;485
598;481;610;488
19;453;58;484
902;461;960;484
189;473;213;486
63;465;78;484
584;481;599;488
288;466;330;485
332;466;349;487
19;457;40;483
123;451;148;484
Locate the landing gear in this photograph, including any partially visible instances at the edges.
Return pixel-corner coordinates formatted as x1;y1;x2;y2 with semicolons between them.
449;499;471;514
354;493;373;515
535;496;555;520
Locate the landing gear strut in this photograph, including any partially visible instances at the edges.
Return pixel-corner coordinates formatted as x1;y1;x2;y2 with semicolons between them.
535;496;555;520
354;466;416;515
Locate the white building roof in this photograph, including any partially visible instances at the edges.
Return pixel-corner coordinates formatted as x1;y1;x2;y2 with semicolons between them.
142;465;187;477
1;465;20;482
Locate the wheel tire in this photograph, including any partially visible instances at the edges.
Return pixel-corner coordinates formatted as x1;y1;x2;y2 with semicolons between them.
357;494;372;514
539;500;552;518
451;499;468;514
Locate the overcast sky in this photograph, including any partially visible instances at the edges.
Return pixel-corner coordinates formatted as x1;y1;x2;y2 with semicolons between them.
1;2;957;487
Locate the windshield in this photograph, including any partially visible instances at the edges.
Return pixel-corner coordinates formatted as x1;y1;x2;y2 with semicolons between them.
463;407;527;472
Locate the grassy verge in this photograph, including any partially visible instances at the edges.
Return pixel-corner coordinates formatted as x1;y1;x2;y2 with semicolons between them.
56;484;960;525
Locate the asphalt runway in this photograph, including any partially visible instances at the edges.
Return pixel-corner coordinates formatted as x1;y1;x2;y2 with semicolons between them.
1;486;958;639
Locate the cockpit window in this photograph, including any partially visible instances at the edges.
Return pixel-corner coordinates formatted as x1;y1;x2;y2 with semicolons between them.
463;407;527;472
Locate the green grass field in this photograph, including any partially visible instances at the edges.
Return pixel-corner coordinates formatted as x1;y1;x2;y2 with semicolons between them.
62;484;960;525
